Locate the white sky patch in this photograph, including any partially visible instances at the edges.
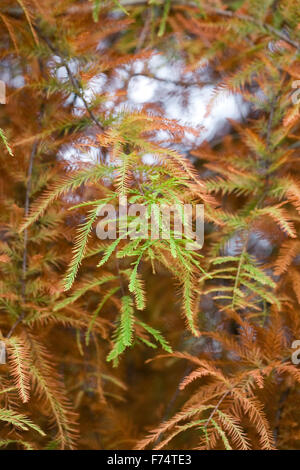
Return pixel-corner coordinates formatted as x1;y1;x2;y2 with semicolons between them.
128;75;158;103
132;59;145;74
148;54;183;81
61;52;250;164
88;74;107;94
55;57;79;82
60;145;100;166
142;153;156;165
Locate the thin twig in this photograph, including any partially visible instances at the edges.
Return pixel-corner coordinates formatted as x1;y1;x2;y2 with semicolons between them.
255;94;279;210
115;252;125;297
204;388;231;429
273;387;290;445
131;72;213;88
33;24;104;132
154;361;194;445
63;1;300;51
6;140;38;339
208;7;300;50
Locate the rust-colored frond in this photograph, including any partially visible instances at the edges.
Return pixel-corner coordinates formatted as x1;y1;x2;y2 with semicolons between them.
7;334;31;404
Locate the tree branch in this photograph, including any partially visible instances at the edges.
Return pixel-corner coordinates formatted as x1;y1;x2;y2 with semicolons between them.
6;140;38;339
33;24;104;133
121;1;300;50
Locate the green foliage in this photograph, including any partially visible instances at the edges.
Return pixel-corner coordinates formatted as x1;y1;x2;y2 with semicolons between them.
0;408;45;435
137;320;173;353
0;127;13;156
